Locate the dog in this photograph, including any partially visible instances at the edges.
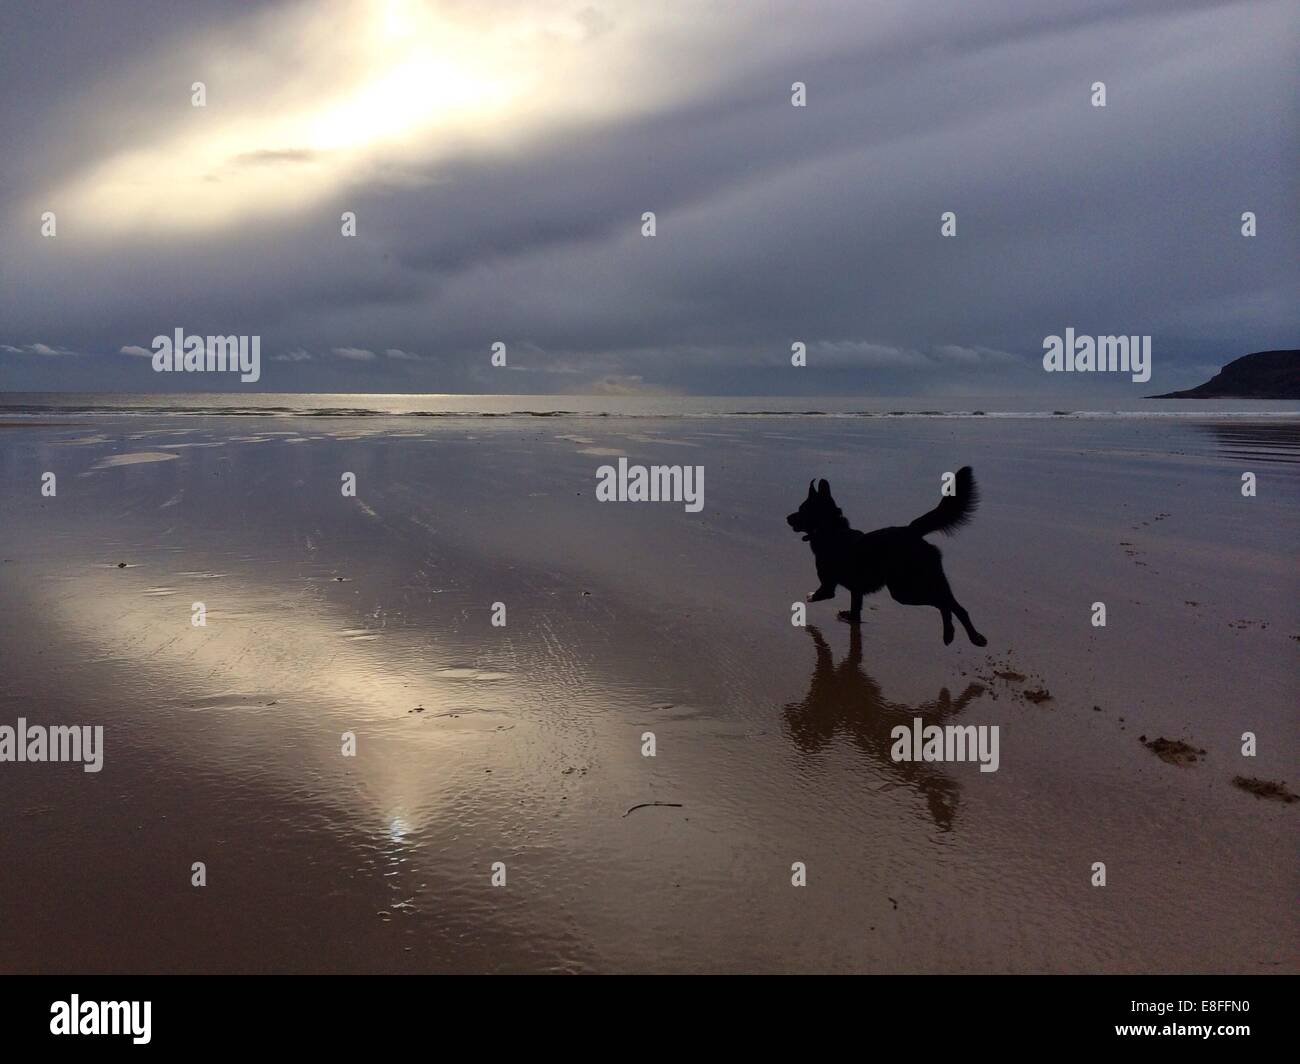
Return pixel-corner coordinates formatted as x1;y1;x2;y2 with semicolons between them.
786;467;987;645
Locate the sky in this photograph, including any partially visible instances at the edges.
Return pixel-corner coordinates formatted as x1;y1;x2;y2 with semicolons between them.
0;0;1295;396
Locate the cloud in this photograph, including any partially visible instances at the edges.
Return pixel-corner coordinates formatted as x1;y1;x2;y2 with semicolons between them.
231;148;323;167
3;342;78;356
810;342;931;369
332;347;376;361
119;345;152;357
933;345;1022;365
586;374;674;396
272;348;314;362
384;348;422;360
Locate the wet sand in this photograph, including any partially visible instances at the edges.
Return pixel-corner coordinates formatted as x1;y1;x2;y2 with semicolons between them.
0;415;1296;973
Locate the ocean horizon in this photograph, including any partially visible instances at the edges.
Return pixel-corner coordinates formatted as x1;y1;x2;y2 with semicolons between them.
4;391;1299;419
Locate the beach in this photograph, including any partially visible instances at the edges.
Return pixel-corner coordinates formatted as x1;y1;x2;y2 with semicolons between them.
0;409;1296;973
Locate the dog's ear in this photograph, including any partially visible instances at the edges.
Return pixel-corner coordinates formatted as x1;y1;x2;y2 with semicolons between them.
807;479;817;499
817;479;831;497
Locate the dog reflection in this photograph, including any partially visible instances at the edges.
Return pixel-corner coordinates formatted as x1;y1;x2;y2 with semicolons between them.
783;625;985;830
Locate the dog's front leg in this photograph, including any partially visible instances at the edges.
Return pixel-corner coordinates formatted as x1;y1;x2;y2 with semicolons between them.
837;589;864;624
806;583;837;603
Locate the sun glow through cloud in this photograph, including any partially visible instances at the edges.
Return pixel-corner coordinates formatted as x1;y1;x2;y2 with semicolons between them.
46;0;723;238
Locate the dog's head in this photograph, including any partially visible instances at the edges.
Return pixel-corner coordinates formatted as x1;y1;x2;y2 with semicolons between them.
787;479;842;540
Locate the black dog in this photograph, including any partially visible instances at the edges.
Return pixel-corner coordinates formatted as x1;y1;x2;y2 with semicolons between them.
787;467;987;645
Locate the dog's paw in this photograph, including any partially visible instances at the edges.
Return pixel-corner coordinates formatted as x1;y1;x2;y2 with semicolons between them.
836;610;861;625
806;588;833;603
969;632;988;647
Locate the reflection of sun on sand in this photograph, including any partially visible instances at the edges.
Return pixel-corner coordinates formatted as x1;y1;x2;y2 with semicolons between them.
90;451;180;469
42;564;518;836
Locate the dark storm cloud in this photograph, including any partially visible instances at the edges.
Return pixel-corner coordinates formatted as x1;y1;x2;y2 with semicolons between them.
0;0;1295;395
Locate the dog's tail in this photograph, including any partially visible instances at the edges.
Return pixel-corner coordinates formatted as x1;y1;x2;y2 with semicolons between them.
910;466;978;537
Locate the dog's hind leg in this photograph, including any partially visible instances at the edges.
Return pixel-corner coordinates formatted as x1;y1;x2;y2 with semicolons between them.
938;602;956;645
886;569;952;641
948;595;987;647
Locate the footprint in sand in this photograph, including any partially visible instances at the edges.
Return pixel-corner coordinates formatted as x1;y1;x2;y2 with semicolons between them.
1231;777;1298;803
1139;736;1205;766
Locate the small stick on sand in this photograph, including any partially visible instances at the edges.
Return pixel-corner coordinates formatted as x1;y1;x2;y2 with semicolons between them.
623;801;683;818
